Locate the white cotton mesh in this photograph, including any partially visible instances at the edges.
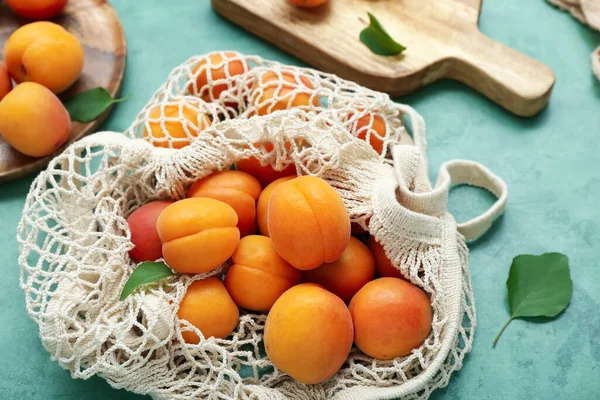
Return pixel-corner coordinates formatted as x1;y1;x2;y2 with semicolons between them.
18;52;474;400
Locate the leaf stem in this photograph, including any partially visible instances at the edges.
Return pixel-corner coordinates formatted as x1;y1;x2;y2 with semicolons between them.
113;93;131;103
493;317;514;347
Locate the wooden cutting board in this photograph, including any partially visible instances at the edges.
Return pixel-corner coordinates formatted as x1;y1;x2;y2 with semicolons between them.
0;0;126;183
212;0;556;117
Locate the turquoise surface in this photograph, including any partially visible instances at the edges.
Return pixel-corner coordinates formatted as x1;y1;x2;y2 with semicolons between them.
1;0;599;399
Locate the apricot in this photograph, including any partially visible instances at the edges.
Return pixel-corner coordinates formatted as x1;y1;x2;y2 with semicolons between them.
0;82;70;157
268;176;350;270
251;70;318;116
0;62;12;102
142;102;211;149
264;283;353;384
224;235;301;312
127;200;175;262
188;170;262;237
288;0;329;8
5;0;68;20
156;198;240;274
188;52;249;103
369;236;403;279
302;236;375;303
351;222;368;236
4;21;84;94
351;113;386;155
235;142;296;187
256;176;295;237
349;278;432;360
178;277;239;344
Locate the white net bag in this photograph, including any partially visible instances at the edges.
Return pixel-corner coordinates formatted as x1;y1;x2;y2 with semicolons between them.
17;52;507;400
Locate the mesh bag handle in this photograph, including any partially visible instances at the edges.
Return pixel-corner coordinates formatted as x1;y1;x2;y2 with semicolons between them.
391;104;508;241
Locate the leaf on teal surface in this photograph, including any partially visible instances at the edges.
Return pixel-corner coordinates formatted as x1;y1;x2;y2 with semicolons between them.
359;12;406;56
64;87;130;123
493;252;572;346
120;261;175;301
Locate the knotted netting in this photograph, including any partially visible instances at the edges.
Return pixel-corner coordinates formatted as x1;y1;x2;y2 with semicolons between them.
18;52;507;400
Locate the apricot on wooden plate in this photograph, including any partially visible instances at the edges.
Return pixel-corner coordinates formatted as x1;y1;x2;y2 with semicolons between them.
156;198;240;274
4;21;84;94
349;277;432;359
188;170;262;237
178;277;239;344
288;0;329;8
268;176;350;270
224;235;301;312
5;0;68;20
0;62;13;102
264;283;353;384
303;236;375;303
0;82;70;157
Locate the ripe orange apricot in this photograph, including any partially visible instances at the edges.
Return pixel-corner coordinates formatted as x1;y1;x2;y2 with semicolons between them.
4;21;84;94
302;236;375;303
188;170;262;237
156;198;240;274
349;278;432;360
268;176;350;270
369;236;403;279
178;277;239;344
235;142;296;187
288;0;329;8
127;200;175;262
0;62;13;102
251;70;318;116
188;52;249;103
351;113;386;155
224;235;301;312
0;82;70;157
264;283;353;384
5;0;68;20
256;176;295;237
142;102;210;149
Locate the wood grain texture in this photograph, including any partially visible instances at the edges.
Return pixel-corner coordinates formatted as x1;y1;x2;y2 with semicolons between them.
0;0;126;183
212;0;555;117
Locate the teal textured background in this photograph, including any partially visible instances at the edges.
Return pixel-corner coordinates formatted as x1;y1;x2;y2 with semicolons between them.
1;0;599;399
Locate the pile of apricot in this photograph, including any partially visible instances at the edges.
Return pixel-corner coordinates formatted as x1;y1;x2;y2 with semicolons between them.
0;0;83;157
142;51;389;159
125;51;426;385
127;167;432;385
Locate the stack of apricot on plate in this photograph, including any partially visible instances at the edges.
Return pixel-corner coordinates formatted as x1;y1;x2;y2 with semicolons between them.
0;0;83;157
127;53;432;385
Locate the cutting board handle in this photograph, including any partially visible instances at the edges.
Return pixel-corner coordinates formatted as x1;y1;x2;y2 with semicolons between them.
450;31;556;117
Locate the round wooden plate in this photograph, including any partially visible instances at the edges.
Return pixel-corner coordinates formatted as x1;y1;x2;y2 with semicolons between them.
0;0;126;183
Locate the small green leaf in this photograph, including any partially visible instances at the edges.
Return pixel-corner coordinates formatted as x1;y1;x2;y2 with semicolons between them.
64;87;130;123
120;261;175;301
493;253;572;346
359;12;406;56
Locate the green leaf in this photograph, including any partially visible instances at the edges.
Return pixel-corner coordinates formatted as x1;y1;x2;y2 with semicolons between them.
64;87;130;123
120;261;175;301
359;12;406;56
493;253;572;346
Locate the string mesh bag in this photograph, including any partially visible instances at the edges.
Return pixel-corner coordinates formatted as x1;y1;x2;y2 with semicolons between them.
545;0;600;80
17;52;508;400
